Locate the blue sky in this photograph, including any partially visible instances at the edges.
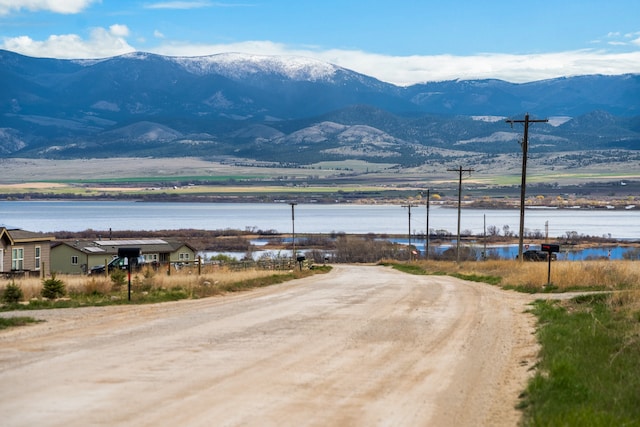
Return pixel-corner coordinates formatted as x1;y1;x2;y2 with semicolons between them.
1;0;639;85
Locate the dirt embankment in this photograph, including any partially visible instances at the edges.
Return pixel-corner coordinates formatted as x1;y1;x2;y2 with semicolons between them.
0;265;541;426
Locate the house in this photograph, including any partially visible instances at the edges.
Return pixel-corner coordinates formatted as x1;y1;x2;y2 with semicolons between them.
50;238;197;275
0;226;55;277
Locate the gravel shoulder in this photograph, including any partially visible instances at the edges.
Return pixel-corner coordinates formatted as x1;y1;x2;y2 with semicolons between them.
0;265;540;426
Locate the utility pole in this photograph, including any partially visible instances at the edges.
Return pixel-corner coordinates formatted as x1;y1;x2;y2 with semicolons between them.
545;220;549;243
401;203;417;261
425;189;430;260
448;166;474;263
505;113;548;261
288;202;297;262
483;214;487;260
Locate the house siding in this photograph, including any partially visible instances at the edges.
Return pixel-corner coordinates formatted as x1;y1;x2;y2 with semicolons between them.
51;245;90;275
169;245;197;263
50;240;197;275
0;228;54;277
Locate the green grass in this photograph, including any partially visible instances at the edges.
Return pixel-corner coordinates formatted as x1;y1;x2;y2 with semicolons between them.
53;175;262;184
0;316;42;329
520;295;640;426
388;262;501;285
387;263;433;276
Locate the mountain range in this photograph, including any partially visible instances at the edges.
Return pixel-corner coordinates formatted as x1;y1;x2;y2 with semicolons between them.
1;49;639;167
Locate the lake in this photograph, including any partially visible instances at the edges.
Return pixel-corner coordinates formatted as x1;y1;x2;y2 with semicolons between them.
0;201;640;260
2;200;639;239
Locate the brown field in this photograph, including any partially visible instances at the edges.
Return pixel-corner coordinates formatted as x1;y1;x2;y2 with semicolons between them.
6;265;288;301
416;259;640;291
8;259;640;302
2;156;639;190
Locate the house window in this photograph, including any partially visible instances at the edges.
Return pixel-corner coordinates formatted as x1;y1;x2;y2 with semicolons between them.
179;252;190;261
144;254;158;262
12;248;24;270
71;256;79;265
35;246;41;270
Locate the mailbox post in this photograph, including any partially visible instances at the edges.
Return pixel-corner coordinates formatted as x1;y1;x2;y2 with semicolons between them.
296;255;306;271
541;244;560;286
118;248;141;301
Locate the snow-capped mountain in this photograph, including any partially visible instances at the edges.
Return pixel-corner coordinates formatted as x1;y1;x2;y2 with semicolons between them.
0;49;639;165
170;52;341;82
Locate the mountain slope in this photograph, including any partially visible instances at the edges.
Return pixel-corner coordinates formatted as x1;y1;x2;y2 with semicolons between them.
0;50;639;166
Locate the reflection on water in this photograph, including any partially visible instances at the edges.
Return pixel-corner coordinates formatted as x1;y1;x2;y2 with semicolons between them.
206;240;636;261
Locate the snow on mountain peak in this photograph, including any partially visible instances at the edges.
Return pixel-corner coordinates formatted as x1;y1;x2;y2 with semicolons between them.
170;53;339;82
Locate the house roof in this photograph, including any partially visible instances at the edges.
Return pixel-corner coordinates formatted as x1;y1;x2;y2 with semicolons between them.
52;238;196;255
0;227;56;245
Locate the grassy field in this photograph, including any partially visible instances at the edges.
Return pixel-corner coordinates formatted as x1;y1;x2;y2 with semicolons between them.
2;157;639;199
0;182;389;198
522;295;640;426
392;259;640;292
0;264;331;311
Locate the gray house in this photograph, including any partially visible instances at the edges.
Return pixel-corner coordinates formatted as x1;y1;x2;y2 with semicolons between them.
50;238;197;275
0;227;55;277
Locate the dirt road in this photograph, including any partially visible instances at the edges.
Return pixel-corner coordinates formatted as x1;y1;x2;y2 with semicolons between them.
0;265;539;426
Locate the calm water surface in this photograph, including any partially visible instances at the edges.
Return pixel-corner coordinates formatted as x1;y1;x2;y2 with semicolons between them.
1;201;639;239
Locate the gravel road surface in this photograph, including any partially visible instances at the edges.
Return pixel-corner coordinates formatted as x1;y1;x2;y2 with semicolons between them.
0;264;540;426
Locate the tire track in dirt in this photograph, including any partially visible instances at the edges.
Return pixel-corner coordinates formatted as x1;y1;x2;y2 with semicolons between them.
0;265;539;426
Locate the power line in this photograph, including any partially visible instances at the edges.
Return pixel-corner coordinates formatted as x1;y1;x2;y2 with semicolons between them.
401;203;418;261
505;113;549;261
447;166;474;263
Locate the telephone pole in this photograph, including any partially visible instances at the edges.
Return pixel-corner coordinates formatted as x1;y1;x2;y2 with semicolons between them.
401;203;417;261
448;166;474;263
505;113;548;261
288;202;297;262
425;189;430;260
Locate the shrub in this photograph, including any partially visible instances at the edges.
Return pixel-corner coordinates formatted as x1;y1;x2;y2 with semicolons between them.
2;281;23;303
41;273;66;299
110;269;127;287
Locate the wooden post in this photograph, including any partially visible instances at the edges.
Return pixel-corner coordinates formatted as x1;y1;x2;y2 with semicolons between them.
447;166;474;263
506;114;549;261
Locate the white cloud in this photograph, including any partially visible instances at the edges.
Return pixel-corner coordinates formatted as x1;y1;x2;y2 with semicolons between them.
1;26;134;59
152;40;640;85
154;30;165;39
0;0;98;15
109;24;130;38
2;31;639;84
625;32;640;47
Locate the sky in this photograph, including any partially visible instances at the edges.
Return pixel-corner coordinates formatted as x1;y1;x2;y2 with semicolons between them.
1;0;639;85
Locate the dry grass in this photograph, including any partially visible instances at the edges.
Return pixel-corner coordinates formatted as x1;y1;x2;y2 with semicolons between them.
2;266;290;301
416;259;640;291
410;258;640;325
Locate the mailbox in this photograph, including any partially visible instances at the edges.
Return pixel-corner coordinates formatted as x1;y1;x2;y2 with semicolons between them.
118;247;141;258
541;244;560;253
117;247;141;302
